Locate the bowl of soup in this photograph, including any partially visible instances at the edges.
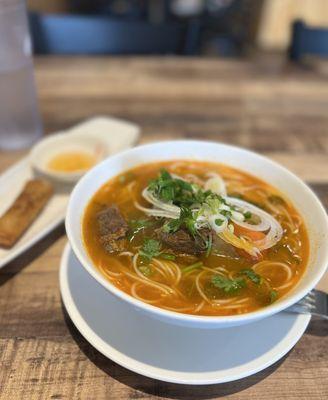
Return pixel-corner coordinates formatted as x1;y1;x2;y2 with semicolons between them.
65;141;328;328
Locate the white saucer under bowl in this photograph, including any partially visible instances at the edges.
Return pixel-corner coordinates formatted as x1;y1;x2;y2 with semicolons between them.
60;244;311;385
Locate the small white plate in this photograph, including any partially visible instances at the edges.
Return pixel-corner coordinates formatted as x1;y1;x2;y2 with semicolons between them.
0;157;67;268
0;116;139;269
60;244;311;385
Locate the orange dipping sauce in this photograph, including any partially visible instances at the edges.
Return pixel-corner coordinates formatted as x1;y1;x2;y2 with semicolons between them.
47;151;96;173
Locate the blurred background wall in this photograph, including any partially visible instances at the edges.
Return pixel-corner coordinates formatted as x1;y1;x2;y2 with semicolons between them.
26;0;328;58
257;0;328;50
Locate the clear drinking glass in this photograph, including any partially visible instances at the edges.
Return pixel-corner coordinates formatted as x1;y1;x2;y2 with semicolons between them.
0;0;42;150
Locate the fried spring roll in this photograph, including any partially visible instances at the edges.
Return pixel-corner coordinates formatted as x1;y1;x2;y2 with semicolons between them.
0;179;53;248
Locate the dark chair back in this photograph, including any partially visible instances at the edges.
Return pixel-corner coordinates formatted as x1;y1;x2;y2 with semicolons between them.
29;13;191;55
290;20;328;62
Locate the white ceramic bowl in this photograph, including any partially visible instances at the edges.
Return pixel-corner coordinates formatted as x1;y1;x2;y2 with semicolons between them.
66;141;328;328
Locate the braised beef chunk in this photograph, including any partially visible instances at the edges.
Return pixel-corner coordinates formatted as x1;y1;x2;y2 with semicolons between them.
97;205;128;253
157;228;204;255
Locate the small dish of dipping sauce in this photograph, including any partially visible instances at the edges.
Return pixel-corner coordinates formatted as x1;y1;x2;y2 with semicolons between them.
30;133;106;184
30;116;140;184
47;151;97;173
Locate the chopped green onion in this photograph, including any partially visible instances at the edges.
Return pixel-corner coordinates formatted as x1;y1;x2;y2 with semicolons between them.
182;261;203;274
220;210;232;217
205;234;213;257
160;253;176;261
244;211;252;219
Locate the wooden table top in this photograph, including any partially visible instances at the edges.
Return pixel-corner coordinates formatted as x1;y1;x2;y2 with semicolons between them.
0;56;327;399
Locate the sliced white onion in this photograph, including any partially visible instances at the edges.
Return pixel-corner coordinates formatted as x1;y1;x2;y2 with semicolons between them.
134;201;179;219
227;197;283;250
138;173;283;252
231;210;244;222
204;174;227;196
142;188;180;214
226;197;271;232
228;223;234;233
220;203;231;211
253;218;283;250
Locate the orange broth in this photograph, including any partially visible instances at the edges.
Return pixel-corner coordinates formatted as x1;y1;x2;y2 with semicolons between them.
82;161;309;316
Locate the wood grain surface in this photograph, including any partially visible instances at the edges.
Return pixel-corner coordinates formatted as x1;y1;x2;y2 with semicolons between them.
0;56;327;400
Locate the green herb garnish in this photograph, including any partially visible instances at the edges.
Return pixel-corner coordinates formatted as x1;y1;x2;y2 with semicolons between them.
163;206;197;236
182;261;203;274
220;210;232;218
239;269;262;285
148;169;195;205
138;238;175;263
205;234;213;257
269;290;278;303
162;218;181;234
139;238;162;262
215;218;224;226
211;275;246;294
181;207;197;235
160;253;176;261
244;211;252;219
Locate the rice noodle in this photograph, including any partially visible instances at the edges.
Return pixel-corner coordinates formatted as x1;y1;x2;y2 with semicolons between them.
152;264;171;281
194;300;205;313
119;251;134;257
195;271;212;303
252;260;293;290
152;259;174;281
99;267;122;278
123;269;173;295
162;305;196;312
129;254;174;295
131;282;162;304
167;260;182;286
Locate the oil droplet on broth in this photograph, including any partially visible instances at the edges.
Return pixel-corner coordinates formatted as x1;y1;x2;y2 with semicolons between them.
47;151;96;173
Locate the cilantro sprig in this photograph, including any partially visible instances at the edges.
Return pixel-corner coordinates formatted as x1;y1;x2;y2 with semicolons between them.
211;275;246;294
162;206;197;236
210;270;279;303
148;169;195;205
239;269;262;285
138;238;175;263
